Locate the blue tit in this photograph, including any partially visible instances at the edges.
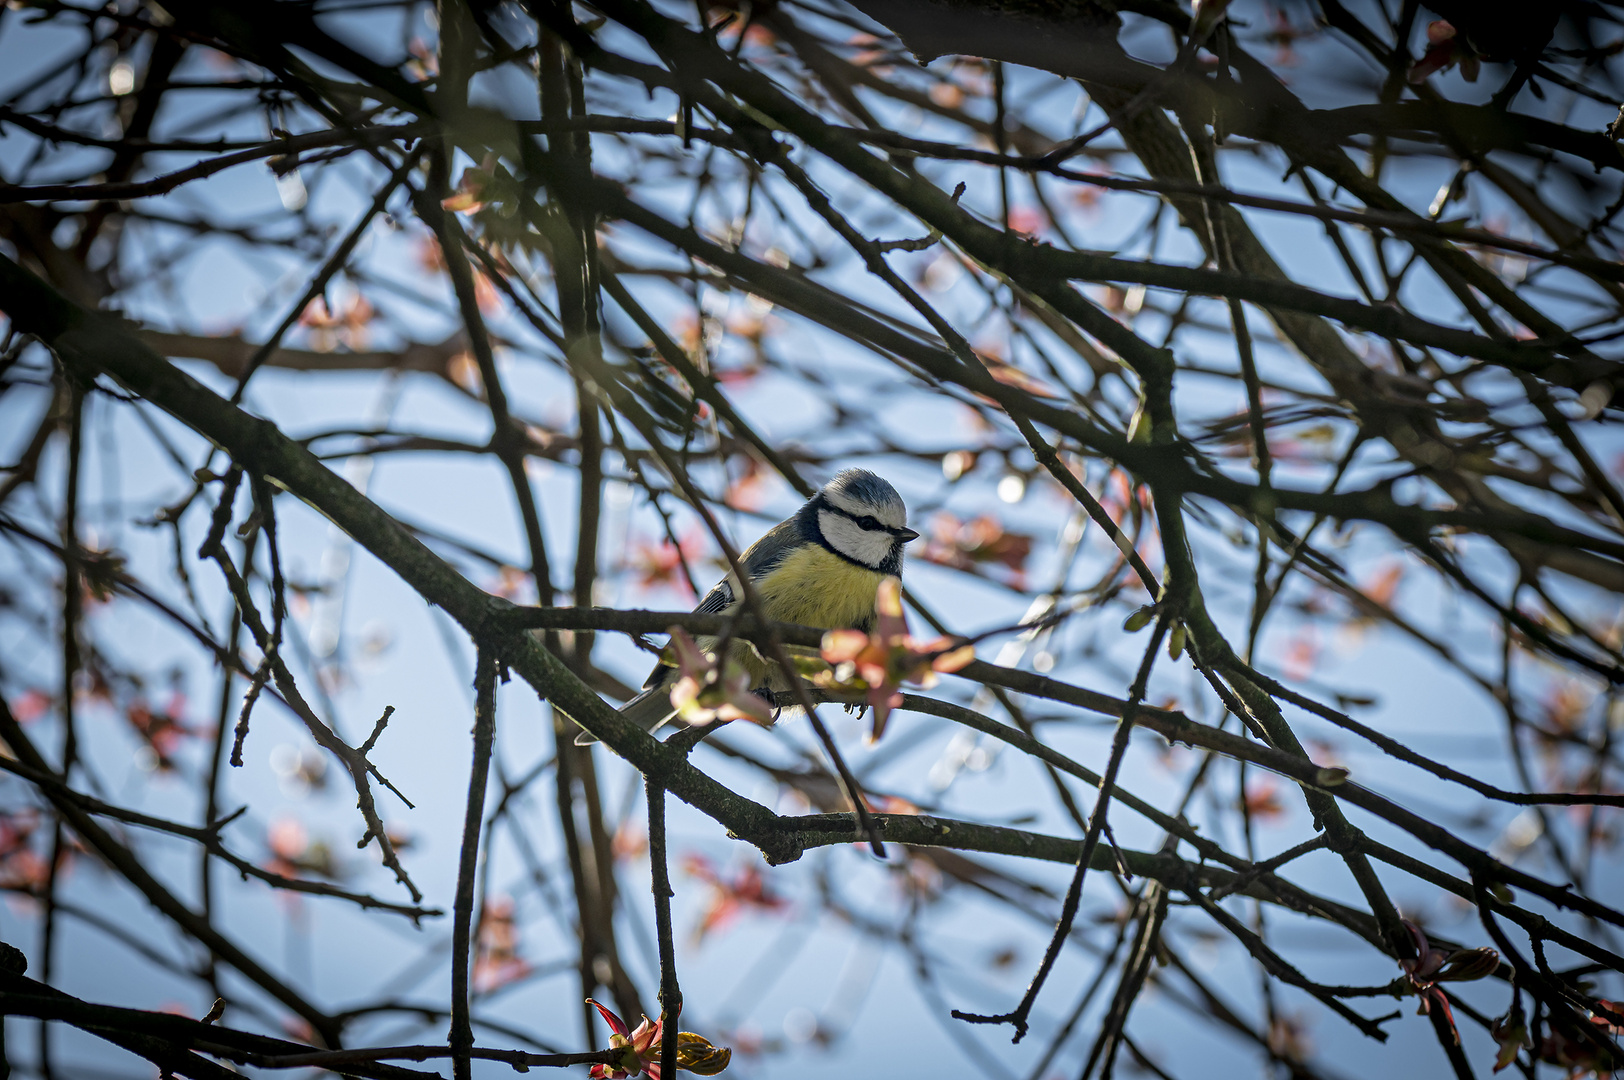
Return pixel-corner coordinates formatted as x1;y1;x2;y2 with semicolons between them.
578;469;919;744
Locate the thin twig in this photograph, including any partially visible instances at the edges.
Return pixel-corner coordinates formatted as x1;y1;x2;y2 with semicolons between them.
954;613;1170;1042
450;652;499;1080
646;777;681;1080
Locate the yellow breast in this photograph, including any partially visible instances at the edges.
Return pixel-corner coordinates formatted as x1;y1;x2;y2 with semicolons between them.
755;544;885;631
718;545;885;690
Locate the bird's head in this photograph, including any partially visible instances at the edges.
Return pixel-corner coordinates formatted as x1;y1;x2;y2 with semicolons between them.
812;469;918;572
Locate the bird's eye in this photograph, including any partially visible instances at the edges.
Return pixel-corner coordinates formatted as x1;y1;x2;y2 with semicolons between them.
859;515;881;530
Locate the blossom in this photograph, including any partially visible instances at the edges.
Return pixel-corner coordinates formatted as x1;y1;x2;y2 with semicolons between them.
124;692;201;771
1241;777;1287;822
1408;21;1480;84
1490;1000;1529;1073
440;153;517;215
472;896;530;993
587;1000;732;1079
919;513;1033;586
1537;999;1621;1077
589;999;663;1080
0;809;48;892
628;533;708;599
673;1032;732;1075
298;292;375;352
264;817;339;881
77;545;127;603
816;577;974;742
722;456;770;510
1398;921;1498;1045
664;628;773;728
682;853;788;941
9;690;52;723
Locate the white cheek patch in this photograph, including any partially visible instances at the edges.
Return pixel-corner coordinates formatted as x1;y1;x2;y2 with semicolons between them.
818;510;895;569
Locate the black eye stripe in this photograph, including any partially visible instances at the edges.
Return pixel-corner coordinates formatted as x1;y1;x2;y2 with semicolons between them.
827;503;903;535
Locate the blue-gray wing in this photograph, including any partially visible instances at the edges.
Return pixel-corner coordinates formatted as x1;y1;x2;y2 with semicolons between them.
692;518;803;614
695;577;735;614
739;518;807;579
640;518;805;692
641;573;734;692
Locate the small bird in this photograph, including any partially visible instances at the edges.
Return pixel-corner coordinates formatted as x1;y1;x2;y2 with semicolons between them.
579;469;919;744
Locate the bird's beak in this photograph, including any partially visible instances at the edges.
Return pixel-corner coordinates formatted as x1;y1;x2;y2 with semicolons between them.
898;527;920;542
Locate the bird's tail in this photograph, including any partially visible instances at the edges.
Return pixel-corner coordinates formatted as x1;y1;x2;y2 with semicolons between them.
572;684;677;746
